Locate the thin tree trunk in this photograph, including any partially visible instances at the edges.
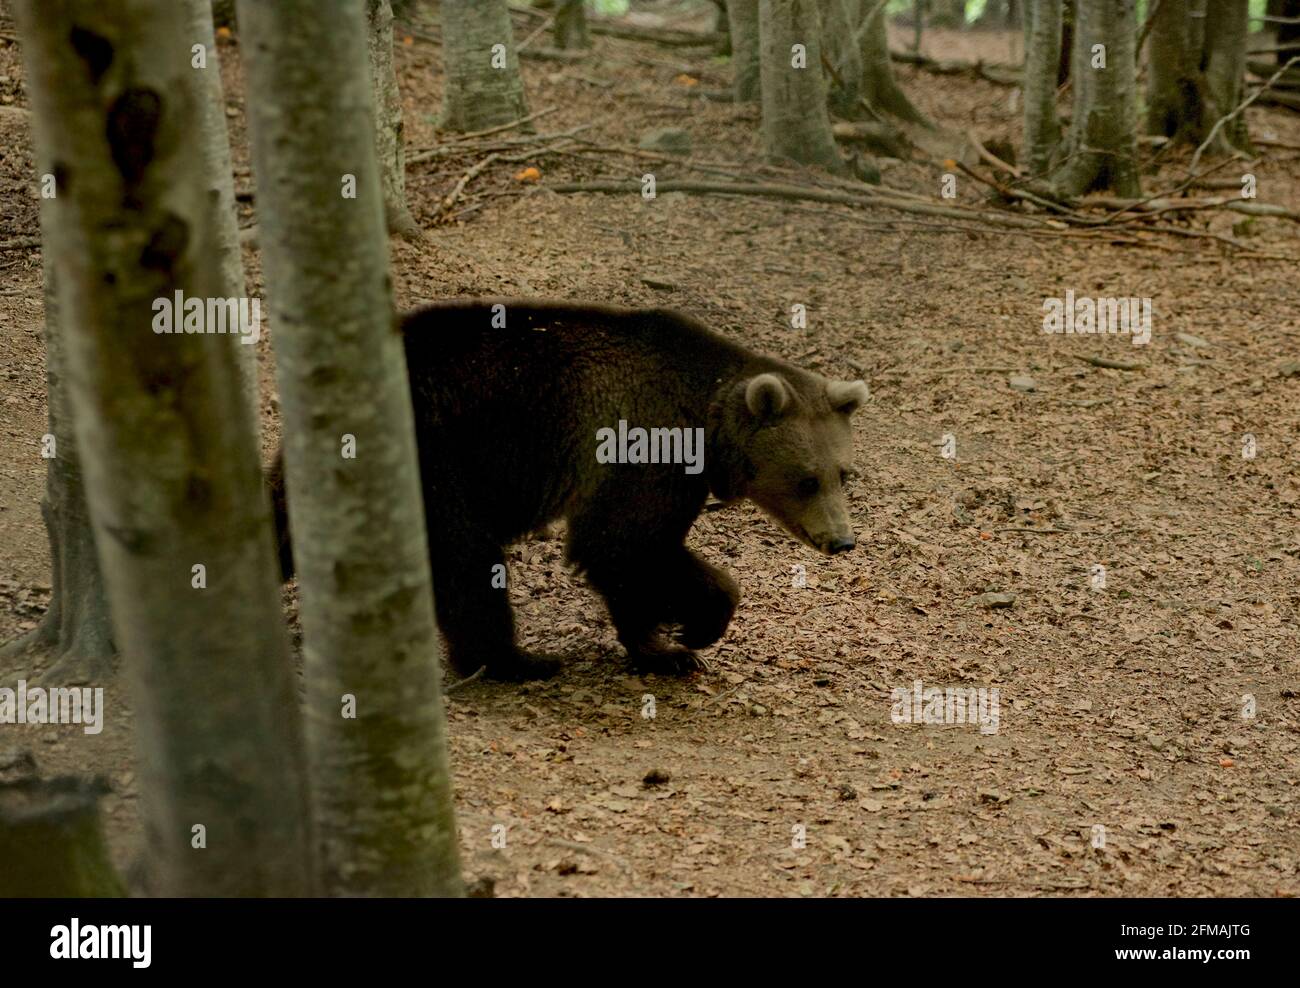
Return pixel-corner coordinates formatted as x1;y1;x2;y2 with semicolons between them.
855;0;932;125
760;0;846;174
185;0;257;414
1279;0;1300;66
1186;0;1206;58
554;0;591;50
1049;0;1140;197
439;0;530;133
367;0;422;240
729;0;763;101
1145;0;1194;139
15;0;314;897
0;183;115;684
1201;0;1251;152
1023;0;1064;174
820;0;863;117
237;0;464;897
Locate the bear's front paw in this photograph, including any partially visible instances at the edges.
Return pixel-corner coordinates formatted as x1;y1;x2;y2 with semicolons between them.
626;643;710;677
483;651;564;682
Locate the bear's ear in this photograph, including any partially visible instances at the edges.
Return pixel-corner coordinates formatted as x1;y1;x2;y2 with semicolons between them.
827;380;869;416
744;373;791;419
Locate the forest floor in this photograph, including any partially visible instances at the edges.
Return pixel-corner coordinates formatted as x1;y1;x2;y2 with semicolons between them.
2;10;1300;897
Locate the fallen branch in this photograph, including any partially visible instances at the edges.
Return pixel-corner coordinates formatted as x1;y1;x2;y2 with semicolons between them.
1075;355;1146;371
547;178;1055;230
438;153;500;219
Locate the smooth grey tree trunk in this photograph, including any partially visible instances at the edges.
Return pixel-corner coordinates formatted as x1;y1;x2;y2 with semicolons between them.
819;0;863;117
367;0;422;239
760;0;846;174
1201;0;1251;152
15;0;314;897
1145;0;1194;139
729;0;763;102
554;0;591;50
439;0;530;133
0;161;115;684
1049;0;1139;197
236;0;464;897
1145;0;1249;151
1023;0;1064;175
855;0;932;125
185;0;257;415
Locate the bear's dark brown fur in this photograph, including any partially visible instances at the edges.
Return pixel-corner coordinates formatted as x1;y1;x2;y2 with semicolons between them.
270;299;867;680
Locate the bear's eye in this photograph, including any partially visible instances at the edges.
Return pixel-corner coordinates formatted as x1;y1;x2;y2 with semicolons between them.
797;476;820;498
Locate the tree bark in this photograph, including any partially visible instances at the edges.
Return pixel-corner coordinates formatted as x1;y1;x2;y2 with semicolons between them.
554;0;591;50
367;0;422;240
185;0;256;413
1023;0;1064;175
0;190;114;684
1145;0;1195;140
1201;0;1251;152
1145;0;1250;152
15;0;314;897
728;0;763;102
1049;0;1140;197
237;0;464;897
854;0;931;125
1278;0;1300;66
760;0;846;174
439;0;530;133
819;0;863;117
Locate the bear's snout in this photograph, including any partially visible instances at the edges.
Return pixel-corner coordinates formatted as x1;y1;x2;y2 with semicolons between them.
826;535;856;554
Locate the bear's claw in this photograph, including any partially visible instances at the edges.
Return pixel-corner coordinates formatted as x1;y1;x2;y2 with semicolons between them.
626;644;710;676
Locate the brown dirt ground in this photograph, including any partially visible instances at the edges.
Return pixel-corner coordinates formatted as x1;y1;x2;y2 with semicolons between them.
2;9;1299;897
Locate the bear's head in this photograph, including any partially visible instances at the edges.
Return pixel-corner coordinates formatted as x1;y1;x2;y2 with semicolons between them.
710;371;867;555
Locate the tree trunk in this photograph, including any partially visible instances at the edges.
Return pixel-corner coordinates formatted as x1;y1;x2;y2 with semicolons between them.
1278;0;1300;66
1145;0;1250;152
0;192;114;684
367;0;422;239
237;0;464;897
0;777;125;897
1201;0;1251;152
760;0;846;174
439;0;530;133
855;0;932;125
15;0;314;897
186;0;257;413
554;0;591;50
931;0;968;28
729;0;763;101
1186;0;1206;59
820;0;863;117
1023;0;1064;175
1049;0;1139;197
1145;0;1195;140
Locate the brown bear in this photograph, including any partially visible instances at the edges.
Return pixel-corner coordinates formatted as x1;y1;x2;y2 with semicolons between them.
270;299;867;681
